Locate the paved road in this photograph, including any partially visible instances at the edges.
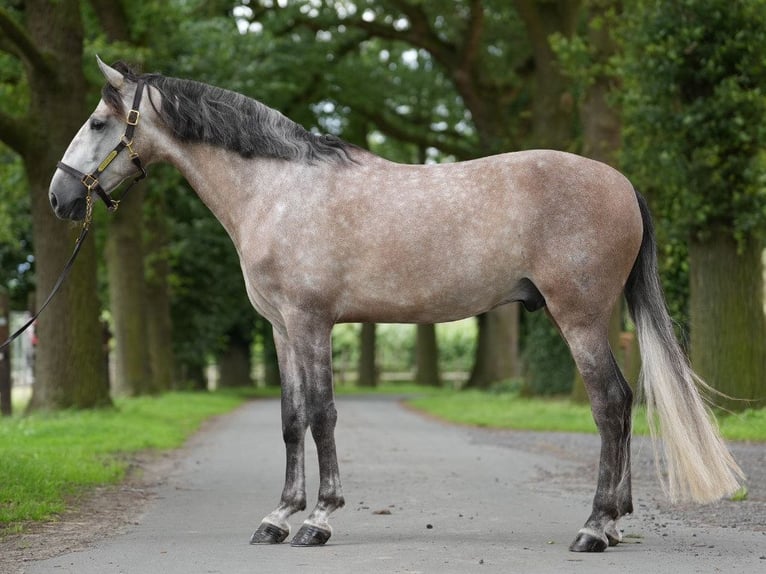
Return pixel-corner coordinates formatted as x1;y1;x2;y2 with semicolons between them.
20;396;766;573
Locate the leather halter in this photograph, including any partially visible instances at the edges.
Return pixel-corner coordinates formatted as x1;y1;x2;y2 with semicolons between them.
0;82;149;352
56;79;147;212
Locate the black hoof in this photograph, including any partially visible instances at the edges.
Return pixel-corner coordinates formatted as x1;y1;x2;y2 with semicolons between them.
290;524;332;547
250;522;289;544
569;531;608;553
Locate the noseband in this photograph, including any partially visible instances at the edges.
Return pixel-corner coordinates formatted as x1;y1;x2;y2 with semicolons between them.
56;79;147;213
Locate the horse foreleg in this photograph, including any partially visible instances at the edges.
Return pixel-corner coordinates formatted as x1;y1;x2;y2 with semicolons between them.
565;327;634;552
291;331;345;546
250;331;309;544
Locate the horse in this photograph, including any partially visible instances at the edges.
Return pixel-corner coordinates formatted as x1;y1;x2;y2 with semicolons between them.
49;58;743;552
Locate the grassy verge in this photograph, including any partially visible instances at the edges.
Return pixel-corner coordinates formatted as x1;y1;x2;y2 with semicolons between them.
0;391;247;532
406;390;766;442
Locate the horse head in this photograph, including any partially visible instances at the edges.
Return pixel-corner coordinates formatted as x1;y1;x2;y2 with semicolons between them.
49;57;150;221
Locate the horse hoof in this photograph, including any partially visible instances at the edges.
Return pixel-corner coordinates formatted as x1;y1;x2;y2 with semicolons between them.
290;524;332;547
250;522;289;544
569;530;608;553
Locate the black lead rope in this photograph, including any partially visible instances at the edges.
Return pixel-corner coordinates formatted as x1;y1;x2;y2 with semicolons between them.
0;201;92;352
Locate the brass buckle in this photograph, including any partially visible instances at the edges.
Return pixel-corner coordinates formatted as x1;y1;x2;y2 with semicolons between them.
121;135;139;159
81;174;99;191
126;109;140;125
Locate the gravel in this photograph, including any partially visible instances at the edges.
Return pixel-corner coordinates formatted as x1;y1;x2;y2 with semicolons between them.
466;426;766;533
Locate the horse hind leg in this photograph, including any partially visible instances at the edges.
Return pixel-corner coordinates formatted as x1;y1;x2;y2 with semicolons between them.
556;318;634;552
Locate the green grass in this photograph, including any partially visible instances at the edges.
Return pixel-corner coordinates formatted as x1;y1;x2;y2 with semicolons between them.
0;391;246;530
715;407;766;441
407;390;766;442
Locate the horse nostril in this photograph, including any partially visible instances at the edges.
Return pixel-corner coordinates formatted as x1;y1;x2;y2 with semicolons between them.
49;192;58;210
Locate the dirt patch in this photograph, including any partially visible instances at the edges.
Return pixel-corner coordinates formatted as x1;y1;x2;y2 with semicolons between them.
0;451;177;574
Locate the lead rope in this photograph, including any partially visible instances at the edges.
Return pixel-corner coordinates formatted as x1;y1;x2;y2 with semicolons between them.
0;195;94;352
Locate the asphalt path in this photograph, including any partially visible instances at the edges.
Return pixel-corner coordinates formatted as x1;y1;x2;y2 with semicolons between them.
21;396;766;573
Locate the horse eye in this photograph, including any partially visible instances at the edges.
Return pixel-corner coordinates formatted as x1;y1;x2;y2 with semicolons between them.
90;118;106;131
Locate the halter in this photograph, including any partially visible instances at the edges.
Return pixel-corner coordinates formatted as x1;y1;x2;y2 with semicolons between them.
0;81;149;352
56;79;147;214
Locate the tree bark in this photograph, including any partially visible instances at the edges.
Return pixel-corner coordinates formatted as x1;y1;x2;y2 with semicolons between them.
94;0;157;397
357;322;378;387
105;184;154;396
466;304;520;388
9;0;112;410
689;232;766;411
218;337;253;388
514;0;581;148
415;324;441;386
0;291;10;416
144;192;176;391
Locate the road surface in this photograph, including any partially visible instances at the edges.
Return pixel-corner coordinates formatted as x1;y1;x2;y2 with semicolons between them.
10;396;766;573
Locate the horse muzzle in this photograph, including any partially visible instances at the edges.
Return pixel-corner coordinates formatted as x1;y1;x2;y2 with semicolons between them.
49;175;88;222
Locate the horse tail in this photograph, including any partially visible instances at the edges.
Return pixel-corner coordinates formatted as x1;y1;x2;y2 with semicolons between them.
624;190;744;503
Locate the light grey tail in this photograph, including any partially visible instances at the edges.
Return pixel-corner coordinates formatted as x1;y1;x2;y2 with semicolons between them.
624;191;744;503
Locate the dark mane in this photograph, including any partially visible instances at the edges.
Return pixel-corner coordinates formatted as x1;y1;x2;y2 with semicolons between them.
102;62;353;164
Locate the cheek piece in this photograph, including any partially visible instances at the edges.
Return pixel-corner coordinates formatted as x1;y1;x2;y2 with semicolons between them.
56;78;147;212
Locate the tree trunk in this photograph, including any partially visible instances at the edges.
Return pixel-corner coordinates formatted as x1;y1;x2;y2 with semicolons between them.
22;0;111;410
514;0;581;149
218;337;253;388
689;232;766;411
0;291;10;416
357;323;377;387
93;0;155;397
415;324;441;386
144;192;176;391
105;184;154;396
466;304;520;389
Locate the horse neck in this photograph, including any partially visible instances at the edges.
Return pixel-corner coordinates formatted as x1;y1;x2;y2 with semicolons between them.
158;140;303;240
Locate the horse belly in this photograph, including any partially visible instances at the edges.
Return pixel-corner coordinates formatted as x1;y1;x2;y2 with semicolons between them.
335;238;526;324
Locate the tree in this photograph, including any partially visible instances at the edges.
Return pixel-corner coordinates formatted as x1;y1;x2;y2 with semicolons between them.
357;323;378;387
622;0;766;410
143;189;176;390
89;0;155;396
415;323;441;386
0;1;110;410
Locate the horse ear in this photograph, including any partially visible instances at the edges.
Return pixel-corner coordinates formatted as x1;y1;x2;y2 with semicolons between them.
96;55;125;90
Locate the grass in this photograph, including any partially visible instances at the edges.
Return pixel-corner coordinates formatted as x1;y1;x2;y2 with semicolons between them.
407;390;766;442
0;391;247;531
